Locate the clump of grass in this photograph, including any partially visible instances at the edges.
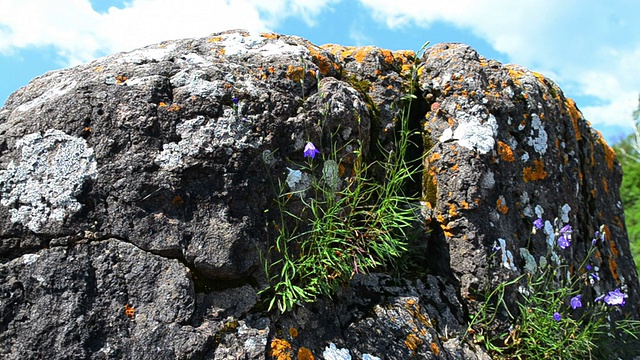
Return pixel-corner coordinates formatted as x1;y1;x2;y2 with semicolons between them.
260;54;427;313
468;221;640;359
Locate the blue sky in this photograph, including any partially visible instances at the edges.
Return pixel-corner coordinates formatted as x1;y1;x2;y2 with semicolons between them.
1;0;639;144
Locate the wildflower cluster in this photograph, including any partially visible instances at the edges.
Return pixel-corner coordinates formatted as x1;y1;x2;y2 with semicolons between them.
469;218;639;359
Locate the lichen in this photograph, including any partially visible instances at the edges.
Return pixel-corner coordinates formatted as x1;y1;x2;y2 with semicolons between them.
523;159;547;182
0;130;98;233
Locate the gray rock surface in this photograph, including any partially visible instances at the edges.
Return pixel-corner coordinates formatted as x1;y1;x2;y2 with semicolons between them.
0;30;638;359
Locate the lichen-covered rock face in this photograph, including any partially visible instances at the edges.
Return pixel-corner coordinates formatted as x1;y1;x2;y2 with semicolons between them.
0;30;638;359
419;43;639;313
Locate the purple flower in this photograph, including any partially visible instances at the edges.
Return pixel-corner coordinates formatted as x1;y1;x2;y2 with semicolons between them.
595;294;605;303
590;273;600;281
586;264;592;271
603;289;627;306
557;224;572;249
557;234;571;249
303;142;320;159
592;230;606;246
533;218;544;230
232;97;239;105
553;312;562;321
570;294;582;309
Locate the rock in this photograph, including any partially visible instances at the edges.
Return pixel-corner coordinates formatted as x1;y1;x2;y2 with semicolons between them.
0;30;638;359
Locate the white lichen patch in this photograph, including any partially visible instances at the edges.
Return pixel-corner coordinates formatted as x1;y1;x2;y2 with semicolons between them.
155;111;260;170
323;343;351;360
560;204;571;223
498;238;517;272
446;109;497;154
520;248;537;273
219;32;305;57
117;43;177;64
543;220;560;265
0;130;97;233
285;168;311;193
15;80;77;113
526;113;548;154
22;253;40;265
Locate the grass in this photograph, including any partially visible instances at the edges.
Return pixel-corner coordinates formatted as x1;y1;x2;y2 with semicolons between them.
259;55;425;313
468;222;640;359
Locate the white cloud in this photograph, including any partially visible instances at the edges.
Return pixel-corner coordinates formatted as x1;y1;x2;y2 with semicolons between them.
0;0;338;66
358;0;640;129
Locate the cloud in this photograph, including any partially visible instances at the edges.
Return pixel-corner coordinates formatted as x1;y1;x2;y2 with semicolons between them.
358;0;640;129
0;0;338;66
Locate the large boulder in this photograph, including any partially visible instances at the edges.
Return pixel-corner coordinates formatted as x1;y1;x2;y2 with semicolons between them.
0;30;637;359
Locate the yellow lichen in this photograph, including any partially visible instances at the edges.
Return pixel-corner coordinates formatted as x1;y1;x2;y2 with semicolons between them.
497;141;515;162
523;159;547;182
448;204;458;217
288;327;298;338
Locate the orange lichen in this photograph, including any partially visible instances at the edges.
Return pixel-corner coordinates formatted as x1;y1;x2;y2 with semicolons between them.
116;75;128;84
380;49;395;64
172;196;184;207
297;347;314;360
430;342;441;356
598;135;616;171
497;141;515;162
158;102;168;107
261;33;280;39
440;222;454;238
307;46;332;75
496;197;509;215
405;333;424;353
523;159;547;182
286;65;305;82
269;339;293;360
609;257;620;283
429;152;441;162
460;200;469;209
608;236;619;259
208;36;222;43
124;304;135;318
451;163;459;171
167;104;183;112
603;178;609;193
564;98;582;140
288;327;298;338
94;66;103;72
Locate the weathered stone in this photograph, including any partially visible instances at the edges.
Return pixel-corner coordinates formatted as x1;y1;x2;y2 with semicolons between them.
0;30;638;359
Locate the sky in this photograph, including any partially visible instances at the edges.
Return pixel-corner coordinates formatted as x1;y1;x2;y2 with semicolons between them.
0;0;639;144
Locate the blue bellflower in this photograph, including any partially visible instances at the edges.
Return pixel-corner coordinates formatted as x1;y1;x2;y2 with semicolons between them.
570;294;582;309
553;312;562;321
303;142;320;159
557;224;572;249
603;289;627;306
